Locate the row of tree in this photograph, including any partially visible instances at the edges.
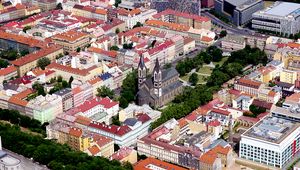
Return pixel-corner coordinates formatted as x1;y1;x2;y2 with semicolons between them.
151;46;268;129
176;46;222;76
0;123;132;170
0;108;46;135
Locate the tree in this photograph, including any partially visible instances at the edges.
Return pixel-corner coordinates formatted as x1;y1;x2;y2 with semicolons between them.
57;76;63;82
62;80;69;88
115;28;120;34
123;43;133;49
56;2;63;10
133;22;143;28
119;71;137;108
219;30;227;38
96;86;114;99
37;57;51;70
110;45;119;51
164;63;172;69
68;76;74;87
20;50;29;56
76;47;81;52
249;105;266;116
114;0;122;7
224;62;243;77
23;26;31;33
111;115;121;126
32;82;46;96
207;46;222;62
0;59;9;68
189;73;198;86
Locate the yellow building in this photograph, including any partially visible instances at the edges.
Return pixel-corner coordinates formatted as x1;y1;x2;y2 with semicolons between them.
280;69;297;84
12;45;63;76
67;127;90;151
86;134;114;158
51;30;90;52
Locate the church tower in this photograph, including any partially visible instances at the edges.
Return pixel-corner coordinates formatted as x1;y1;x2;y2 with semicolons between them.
138;55;147;89
153;58;162;97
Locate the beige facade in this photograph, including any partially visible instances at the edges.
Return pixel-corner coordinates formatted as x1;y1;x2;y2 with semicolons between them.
51;32;90;52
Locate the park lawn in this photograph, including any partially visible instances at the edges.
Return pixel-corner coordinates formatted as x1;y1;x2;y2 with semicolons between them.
197;75;208;84
197;66;213;75
180;74;190;82
213;57;228;67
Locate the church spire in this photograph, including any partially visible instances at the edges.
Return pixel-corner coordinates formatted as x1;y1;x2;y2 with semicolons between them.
153;58;160;73
138;55;147;89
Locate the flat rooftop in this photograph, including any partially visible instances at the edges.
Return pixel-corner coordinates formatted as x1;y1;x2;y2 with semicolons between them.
243;116;299;144
226;0;261;9
264;2;300;17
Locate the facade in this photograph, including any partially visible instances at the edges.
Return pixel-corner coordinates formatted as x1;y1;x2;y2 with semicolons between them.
111;147;137;164
32;0;56;11
0;66;18;83
51;30;90;52
221;34;246;51
72;4;108;21
280;69;297;84
137;56;183;108
54;88;74;112
240;116;300;168
153;9;211;30
117;8;157;29
252;2;300;35
26;94;63;123
214;0;264;26
234;78;263;97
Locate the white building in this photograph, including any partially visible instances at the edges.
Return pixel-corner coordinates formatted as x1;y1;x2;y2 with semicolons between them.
252;2;300;35
240;116;300;168
117;8;157;29
26;94;63;123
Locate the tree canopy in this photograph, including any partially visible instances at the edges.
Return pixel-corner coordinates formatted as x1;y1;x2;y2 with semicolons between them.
97;86;115;99
119;71;137;108
37;57;51;70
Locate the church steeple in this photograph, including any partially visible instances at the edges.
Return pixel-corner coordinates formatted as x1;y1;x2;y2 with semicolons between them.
153;58;162;97
138;55;147;89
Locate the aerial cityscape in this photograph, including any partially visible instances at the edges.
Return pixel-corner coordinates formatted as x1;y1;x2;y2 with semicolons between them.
1;0;300;169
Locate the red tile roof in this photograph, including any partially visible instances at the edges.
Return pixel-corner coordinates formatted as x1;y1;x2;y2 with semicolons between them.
88;47;117;58
89;122;132;136
146;20;190;32
153;9;210;23
77;97;118;113
88;145;101;156
211;108;230;116
0;66;17;76
199;151;218;165
111;147;134;161
207;120;221;127
69;127;83;137
51;30;89;42
236;78;262;89
46;62;94;76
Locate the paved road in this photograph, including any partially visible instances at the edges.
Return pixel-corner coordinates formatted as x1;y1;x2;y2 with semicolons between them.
3;148;48;170
202;12;267;39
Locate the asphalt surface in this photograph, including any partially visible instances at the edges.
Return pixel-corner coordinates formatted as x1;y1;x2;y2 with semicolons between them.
2;148;48;170
202;12;267;39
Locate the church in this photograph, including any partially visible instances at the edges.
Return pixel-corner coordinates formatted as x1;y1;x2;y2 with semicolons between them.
137;56;183;108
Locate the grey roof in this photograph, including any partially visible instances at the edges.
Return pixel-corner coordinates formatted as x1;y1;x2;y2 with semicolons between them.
162;81;182;95
153;58;160;74
205;139;229;151
3;83;19;91
124;118;138;126
265;2;300;17
54;88;72;96
0;151;7;158
277;81;294;88
225;0;250;7
138;55;146;70
267;60;282;67
162;67;179;82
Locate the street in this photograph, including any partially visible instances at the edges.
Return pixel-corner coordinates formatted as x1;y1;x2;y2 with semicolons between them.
2;148;48;170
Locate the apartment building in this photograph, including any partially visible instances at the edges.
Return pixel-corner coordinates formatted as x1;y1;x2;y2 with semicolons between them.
72;83;93;107
234;78;263;97
85;134;114;158
0;4;26;23
221;34;246;51
280;69;297;84
88;113;152;146
111;147;137;164
153;9;211;30
240;116;300;168
51;30;90;52
117;8;157;29
0;66;18;83
26;94;63;123
32;0;56;11
72;4;107;21
54;88;74;112
199;151;222;170
8;89;35;116
252;2;300;35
